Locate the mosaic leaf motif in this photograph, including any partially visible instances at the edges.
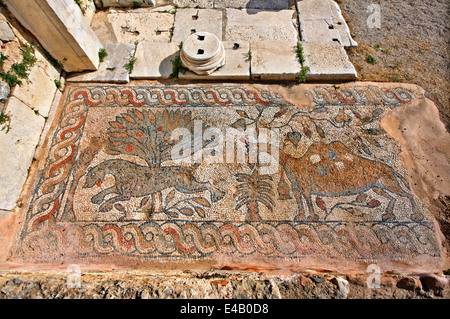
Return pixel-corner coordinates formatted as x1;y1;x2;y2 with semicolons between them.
106;109;195;166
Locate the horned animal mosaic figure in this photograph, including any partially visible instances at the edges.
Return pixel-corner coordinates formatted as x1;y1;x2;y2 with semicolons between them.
267;141;423;222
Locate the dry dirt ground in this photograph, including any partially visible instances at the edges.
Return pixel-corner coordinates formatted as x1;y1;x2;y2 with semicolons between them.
341;0;449;129
339;0;450;259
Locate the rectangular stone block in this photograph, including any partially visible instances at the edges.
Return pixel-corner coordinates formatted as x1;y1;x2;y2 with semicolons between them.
130;42;180;79
179;41;250;80
171;8;223;44
225;9;299;42
11;49;60;118
301;41;357;81
328;0;357;47
300;19;343;44
250;41;301;80
173;0;214;8
0;97;45;210
106;10;174;44
298;0;357;47
6;0;102;72
67;43;135;83
98;0;156;7
214;0;290;10
297;0;333;20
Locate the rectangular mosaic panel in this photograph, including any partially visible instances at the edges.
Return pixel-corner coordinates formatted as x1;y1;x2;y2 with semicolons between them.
13;84;442;268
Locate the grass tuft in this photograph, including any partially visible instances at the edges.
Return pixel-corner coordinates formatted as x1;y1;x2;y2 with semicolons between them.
124;54;137;73
366;55;377;64
296;42;309;83
0;111;11;133
98;48;108;63
0;43;36;88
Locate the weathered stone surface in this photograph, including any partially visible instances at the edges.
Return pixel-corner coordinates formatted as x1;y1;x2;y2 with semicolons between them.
214;0;290;10
130;42;180;79
331;276;350;299
171;8;223;44
250;41;301;80
97;0;156;7
11;50;60;117
328;0;357;47
0;81;10;103
180;32;225;75
225;9;298;42
300;19;343;44
297;0;333;20
67;43;135;83
0;20;15;42
179;41;250;80
0;211;17;262
78;0;97;24
301;41;357;81
0;38;22;73
105;10;174;44
419;274;448;295
396;277;422;291
173;0;214;8
6;0;102;72
298;0;357;47
0;97;45;211
90;11;119;45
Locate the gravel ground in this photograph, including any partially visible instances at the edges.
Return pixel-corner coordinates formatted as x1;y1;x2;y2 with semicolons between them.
339;0;449;130
0;271;448;299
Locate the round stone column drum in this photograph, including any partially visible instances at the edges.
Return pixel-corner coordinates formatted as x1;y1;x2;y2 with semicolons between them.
180;32;226;75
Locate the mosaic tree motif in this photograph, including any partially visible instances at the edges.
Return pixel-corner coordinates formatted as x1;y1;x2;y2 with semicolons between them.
82;109;225;218
235;170;275;221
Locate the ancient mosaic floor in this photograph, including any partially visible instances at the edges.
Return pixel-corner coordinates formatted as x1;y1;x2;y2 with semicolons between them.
8;83;444;270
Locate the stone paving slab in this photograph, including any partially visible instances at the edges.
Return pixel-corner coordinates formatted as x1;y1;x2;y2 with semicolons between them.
99;0;156;7
225;9;299;42
214;0;291;10
250;41;301;80
302;41;357;81
300;18;343;43
67;43;135;83
105;10;174;44
298;0;357;47
130;42;180;79
173;0;214;8
10;50;60;118
0;20;15;42
171;8;223;44
3;82;445;273
297;0;333;20
179;41;250;80
0;97;45;211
